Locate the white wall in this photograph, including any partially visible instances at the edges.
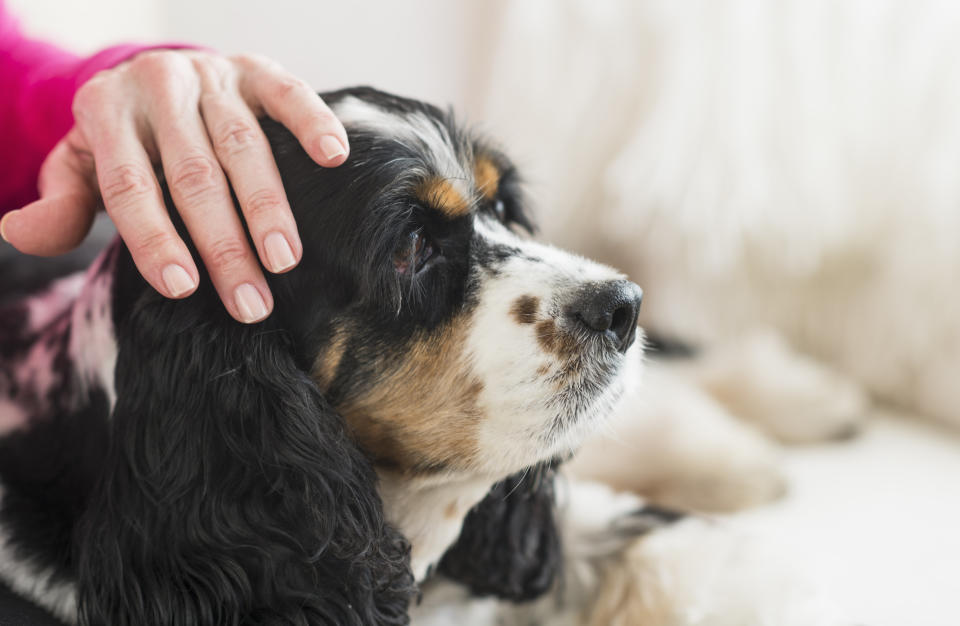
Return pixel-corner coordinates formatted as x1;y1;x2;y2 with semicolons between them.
8;0;502;116
8;0;164;53
164;0;502;115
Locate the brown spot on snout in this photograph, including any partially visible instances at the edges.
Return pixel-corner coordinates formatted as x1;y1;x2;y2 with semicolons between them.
474;157;500;201
415;177;470;218
536;319;579;359
510;295;539;325
333;316;485;476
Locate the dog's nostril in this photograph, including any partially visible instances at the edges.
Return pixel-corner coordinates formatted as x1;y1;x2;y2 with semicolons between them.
609;304;634;343
568;280;642;353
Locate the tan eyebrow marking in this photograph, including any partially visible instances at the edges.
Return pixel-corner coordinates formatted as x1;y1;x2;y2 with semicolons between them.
474;156;500;201
415;177;471;218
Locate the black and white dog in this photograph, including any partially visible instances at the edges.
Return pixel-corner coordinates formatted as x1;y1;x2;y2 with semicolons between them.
0;87;838;626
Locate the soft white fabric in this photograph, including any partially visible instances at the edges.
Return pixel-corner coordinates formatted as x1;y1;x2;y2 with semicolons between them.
480;0;960;428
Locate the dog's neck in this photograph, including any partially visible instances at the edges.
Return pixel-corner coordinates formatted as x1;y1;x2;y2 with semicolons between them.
377;470;494;581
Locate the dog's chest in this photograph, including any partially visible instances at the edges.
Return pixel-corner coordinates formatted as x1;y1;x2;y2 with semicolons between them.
377;473;493;580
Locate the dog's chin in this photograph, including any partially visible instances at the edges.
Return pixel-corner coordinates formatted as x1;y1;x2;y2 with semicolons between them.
543;340;643;461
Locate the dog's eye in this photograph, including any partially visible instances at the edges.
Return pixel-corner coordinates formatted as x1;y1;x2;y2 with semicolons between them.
394;229;437;275
493;198;507;222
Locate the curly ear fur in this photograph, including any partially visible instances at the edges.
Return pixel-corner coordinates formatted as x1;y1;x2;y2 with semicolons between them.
436;462;561;602
74;255;414;625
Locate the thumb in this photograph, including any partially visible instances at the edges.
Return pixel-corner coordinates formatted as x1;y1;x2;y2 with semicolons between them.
1;132;100;256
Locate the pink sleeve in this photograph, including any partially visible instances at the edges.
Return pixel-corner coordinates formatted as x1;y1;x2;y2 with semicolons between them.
0;1;195;213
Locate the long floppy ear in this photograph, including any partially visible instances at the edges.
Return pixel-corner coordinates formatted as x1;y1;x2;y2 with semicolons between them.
436;462;561;602
74;255;414;625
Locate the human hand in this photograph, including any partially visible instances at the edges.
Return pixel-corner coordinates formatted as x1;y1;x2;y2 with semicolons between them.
0;50;349;323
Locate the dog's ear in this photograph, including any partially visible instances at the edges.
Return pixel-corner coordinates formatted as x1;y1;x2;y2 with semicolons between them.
74;257;414;625
436;462;561;602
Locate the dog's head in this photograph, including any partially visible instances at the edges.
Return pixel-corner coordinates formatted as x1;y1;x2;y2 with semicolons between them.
81;87;642;623
274;87;642;479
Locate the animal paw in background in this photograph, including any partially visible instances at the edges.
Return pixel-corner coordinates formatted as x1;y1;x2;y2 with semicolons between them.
693;329;870;444
569;366;787;513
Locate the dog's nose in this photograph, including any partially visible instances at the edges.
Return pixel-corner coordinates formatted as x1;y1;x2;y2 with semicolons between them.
567;280;643;353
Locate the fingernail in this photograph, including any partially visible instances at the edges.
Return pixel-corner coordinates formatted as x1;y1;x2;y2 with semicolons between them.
161;264;196;297
318;135;346;161
234;283;269;323
0;211;17;242
264;231;297;272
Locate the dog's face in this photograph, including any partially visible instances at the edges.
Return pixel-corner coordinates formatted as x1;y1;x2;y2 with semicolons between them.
269;88;643;480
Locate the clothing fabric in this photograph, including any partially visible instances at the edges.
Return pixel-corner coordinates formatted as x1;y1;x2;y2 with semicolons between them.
0;0;187;214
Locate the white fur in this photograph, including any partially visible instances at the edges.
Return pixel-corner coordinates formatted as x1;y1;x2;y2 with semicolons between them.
25;273;84;332
378;473;494;581
690;330;868;444
0;398;27;434
381;213;644;580
569;363;786;513
467;215;642;474
0;486;77;623
413;480;848;626
68;255;118;409
333;95;472;200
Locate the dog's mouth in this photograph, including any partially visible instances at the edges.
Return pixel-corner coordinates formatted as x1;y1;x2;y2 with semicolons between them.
540;323;644;451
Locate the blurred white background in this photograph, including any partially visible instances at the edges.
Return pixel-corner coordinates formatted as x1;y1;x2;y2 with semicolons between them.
8;1;960;625
9;0;498;116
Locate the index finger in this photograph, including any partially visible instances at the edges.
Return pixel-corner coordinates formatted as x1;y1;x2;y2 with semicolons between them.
233;55;349;167
89;117;200;301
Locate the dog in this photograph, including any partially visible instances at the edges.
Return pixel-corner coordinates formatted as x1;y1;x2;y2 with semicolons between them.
0;86;850;626
0;85;652;624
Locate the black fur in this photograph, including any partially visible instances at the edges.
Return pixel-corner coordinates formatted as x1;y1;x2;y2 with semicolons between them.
0;388;109;589
0;87;565;623
437;463;561;602
75;263;413;624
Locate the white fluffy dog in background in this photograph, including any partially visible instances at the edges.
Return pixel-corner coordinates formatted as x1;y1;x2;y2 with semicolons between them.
477;0;960;512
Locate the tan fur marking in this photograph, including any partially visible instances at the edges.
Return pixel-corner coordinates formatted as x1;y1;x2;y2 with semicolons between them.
335;316;485;475
415;177;470;218
510;295;539;325
474;157;500;201
311;324;350;392
535;319;579;359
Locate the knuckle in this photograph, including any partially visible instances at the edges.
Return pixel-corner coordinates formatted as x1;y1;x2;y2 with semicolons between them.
306;109;337;129
193;54;232;86
205;237;250;273
73;76;108;113
212;118;261;156
168;155;221;201
243;188;286;222
131;229;177;262
273;77;310;102
131;51;193;92
131;50;177;74
230;52;266;70
189;53;218;74
101;163;155;207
